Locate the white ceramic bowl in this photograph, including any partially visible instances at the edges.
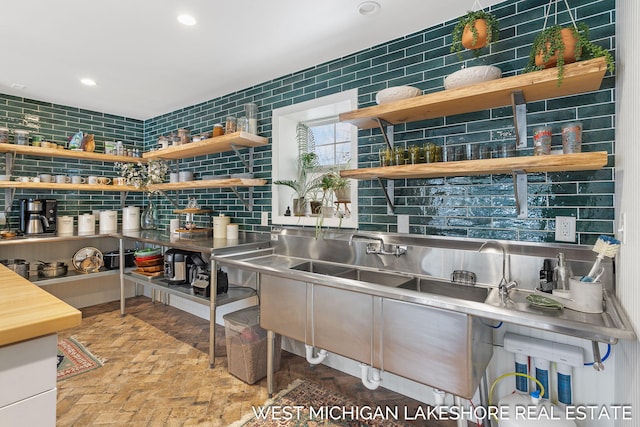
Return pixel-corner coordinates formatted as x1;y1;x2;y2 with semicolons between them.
375;86;422;105
444;65;502;90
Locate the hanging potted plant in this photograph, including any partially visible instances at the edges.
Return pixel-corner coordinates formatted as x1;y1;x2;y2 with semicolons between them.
451;9;500;60
524;6;614;85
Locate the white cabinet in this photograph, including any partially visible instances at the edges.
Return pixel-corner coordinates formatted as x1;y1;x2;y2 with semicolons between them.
0;334;57;427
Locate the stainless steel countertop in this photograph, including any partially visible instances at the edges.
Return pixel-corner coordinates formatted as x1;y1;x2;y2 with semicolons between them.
212;251;636;344
0;229;271;254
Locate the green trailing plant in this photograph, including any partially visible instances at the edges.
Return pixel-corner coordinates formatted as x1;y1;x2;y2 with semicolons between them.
314;170;350;238
451;10;500;60
524;22;614;86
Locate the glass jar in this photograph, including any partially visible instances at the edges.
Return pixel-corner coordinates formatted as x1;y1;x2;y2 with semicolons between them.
379;147;392;167
244;103;258;134
532;126;552;154
177;128;190;144
213;124;224;137
141;198;159;230
408;145;421;164
237;116;249;133
225;116;237;134
0;127;9;144
561;122;582;154
14;130;29;145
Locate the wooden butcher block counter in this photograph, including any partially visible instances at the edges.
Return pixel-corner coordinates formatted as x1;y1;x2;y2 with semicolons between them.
0;264;81;347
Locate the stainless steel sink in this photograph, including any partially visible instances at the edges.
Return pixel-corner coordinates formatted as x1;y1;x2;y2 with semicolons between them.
399;279;489;303
290;260;355;276
290;261;416;288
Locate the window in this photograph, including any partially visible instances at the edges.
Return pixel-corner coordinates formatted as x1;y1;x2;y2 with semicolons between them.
271;90;358;229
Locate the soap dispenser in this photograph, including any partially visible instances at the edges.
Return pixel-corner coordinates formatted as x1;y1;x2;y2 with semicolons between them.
554;252;572;291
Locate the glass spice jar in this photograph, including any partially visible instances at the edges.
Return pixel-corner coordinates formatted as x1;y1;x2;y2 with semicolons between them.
213;124;224;137
225;116;237;134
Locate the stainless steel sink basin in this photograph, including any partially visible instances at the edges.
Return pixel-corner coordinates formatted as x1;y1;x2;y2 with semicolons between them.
290;261;416;288
290;260;355;276
399;279;489;303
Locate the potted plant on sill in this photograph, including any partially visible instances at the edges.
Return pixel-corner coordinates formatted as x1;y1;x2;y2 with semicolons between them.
274;151;322;216
314;171;350;237
524;22;614;86
451;9;500;60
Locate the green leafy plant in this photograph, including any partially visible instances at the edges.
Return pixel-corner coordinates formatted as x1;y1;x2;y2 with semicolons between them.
274;123;324;215
314;170;350;238
451;10;500;60
524;22;614;85
116;159;168;194
273;151;322;201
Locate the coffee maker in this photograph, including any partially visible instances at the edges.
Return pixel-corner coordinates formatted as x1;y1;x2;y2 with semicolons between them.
19;199;57;235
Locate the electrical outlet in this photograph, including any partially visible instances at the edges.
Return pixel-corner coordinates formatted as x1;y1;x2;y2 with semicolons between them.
261;211;269;227
397;215;409;234
555;216;576;242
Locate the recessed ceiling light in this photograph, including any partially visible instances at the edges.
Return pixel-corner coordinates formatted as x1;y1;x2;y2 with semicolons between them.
358;1;381;15
177;14;197;26
10;83;26;90
80;78;96;86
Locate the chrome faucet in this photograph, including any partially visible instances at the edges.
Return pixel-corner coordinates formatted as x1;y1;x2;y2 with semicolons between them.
478;240;517;302
348;234;407;257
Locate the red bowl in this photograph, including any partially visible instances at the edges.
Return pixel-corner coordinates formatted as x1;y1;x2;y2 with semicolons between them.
135;254;163;262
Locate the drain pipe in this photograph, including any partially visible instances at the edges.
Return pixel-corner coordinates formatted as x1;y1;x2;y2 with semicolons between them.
359;363;382;390
305;344;328;365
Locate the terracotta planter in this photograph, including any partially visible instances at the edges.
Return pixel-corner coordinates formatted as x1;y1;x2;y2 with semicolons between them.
461;19;489;50
534;28;577;68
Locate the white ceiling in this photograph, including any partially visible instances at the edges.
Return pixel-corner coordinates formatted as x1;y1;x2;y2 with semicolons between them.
1;0;502;120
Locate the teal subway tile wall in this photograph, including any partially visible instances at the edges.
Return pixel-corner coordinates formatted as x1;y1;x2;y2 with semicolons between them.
0;0;615;244
0;93;144;220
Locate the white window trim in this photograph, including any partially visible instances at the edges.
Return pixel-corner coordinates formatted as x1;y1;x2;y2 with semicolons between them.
271;89;358;229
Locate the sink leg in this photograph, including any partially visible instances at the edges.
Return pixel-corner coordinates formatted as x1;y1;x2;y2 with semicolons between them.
591;341;605;371
453;396;467;427
267;329;274;398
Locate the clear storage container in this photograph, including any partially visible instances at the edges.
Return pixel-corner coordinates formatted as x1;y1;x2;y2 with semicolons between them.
223;305;281;384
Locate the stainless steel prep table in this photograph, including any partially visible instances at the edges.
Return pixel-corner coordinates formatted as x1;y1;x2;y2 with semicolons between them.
118;230;271;367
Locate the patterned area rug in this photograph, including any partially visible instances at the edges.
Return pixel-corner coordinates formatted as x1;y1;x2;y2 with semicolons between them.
57;336;105;381
230;379;410;427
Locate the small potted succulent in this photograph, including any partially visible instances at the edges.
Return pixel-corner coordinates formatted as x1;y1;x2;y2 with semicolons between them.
524;22;614;85
451;10;500;59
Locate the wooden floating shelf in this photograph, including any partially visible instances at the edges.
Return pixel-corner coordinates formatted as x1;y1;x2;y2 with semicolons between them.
0;182;142;192
339;152;608;180
339;58;608;129
148;178;267;191
0;144;145;163
143;131;268;160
